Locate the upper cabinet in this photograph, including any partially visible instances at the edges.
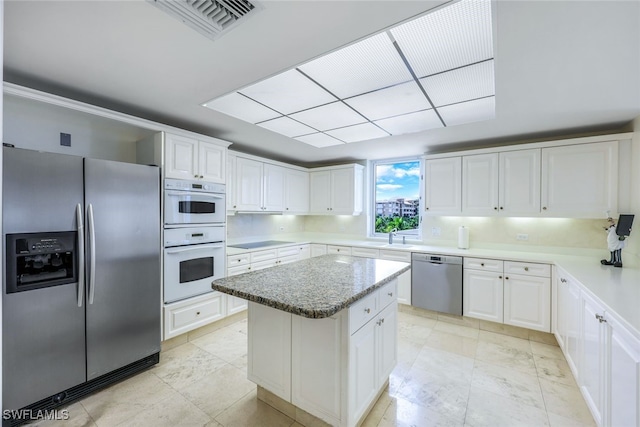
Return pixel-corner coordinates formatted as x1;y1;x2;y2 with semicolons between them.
283;168;309;214
424;157;461;214
541;141;618;217
164;133;226;183
234;157;285;212
309;164;364;215
461;149;541;216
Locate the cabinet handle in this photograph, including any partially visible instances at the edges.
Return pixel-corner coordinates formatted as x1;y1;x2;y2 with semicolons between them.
481;263;485;267
194;174;198;178
286;207;289;210
426;207;429;210
248;267;251;270
364;308;371;314
200;175;204;179
233;205;237;209
543;207;547;210
500;207;504;210
196;311;201;316
499;275;503;279
524;267;529;271
388;292;393;297
494;207;498;210
595;313;607;323
560;278;567;283
505;276;509;280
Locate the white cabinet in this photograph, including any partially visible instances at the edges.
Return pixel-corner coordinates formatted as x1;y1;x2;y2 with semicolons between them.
297;244;311;260
309;164;364;215
608;314;640;427
226;252;250;314
464;258;551;332
310;244;327;258
462;150;541;215
581;291;605;425
164;133;226;183
163;292;227;339
351;247;380;258
541;141;618;217
555;270;582;378
424;157;461;214
283;168;309;214
234;157;285;212
327;245;352;255
378;250;411;306
227;153;236;213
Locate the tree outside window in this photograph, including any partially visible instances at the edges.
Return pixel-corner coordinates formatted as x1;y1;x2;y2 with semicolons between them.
373;160;421;237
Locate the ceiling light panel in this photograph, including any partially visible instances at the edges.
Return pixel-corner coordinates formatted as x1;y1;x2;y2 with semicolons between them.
390;0;493;77
375;110;443;135
295;133;344;148
203;92;280;123
257;116;317;137
239;69;337;114
420;60;495;107
298;33;413;99
438;96;495;126
326;123;390;143
344;81;432;121
290;102;366;131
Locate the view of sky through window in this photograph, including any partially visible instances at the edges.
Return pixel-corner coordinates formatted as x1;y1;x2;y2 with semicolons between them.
374;160;421;235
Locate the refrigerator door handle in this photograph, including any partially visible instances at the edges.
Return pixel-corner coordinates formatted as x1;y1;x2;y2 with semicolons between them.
87;203;96;305
76;204;85;308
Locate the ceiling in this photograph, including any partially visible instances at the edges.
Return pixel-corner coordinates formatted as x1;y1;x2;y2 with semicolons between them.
4;0;640;167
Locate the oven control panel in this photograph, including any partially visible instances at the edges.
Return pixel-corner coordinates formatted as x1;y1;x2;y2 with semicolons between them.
164;178;225;194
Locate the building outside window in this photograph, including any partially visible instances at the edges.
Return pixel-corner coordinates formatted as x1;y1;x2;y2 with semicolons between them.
371;158;422;238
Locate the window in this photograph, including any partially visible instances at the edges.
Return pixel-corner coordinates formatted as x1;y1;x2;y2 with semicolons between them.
371;158;422;238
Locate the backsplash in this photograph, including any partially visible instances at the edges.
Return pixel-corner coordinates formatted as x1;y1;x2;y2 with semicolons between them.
226;214;306;241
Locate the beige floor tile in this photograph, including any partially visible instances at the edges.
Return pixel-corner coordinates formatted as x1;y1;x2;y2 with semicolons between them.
32;402;96;427
121;392;211;427
396;338;425;368
528;330;558;346
437;313;479;329
213;389;295;427
378;395;465;427
534;354;576;386
464;387;549;427
547;411;596;427
470;361;544;410
479;320;529;340
425;330;478;358
80;372;183;427
398;320;433;345
361;392;393;427
475;340;537;376
478;330;532;353
434;322;480;339
191;325;248;364
540;378;595;425
412;346;475;385
178;364;256;418
398;311;438;329
530;341;565;360
153;343;228;390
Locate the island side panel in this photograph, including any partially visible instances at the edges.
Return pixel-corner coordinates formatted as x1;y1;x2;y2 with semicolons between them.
248;301;292;401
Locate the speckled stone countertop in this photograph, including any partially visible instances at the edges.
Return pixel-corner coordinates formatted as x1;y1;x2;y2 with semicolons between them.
211;255;410;319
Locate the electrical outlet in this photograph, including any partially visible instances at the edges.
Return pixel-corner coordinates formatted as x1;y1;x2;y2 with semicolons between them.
431;227;441;237
279;226;285;232
517;233;529;241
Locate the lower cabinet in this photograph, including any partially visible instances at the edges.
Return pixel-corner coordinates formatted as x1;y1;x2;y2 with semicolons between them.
310;244;328;257
248;279;398;427
163;292;227;339
555;267;640;427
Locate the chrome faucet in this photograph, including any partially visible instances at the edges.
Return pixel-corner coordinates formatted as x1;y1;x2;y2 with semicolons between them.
388;228;397;244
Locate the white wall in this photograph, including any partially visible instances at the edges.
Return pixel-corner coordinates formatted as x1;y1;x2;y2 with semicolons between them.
625;115;640;259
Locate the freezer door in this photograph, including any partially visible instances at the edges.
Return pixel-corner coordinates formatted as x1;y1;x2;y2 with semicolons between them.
84;159;161;380
2;148;86;409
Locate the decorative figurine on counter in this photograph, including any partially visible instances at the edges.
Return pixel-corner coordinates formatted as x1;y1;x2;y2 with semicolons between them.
601;214;634;268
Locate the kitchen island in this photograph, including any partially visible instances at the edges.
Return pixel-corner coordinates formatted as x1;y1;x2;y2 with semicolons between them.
212;255;410;427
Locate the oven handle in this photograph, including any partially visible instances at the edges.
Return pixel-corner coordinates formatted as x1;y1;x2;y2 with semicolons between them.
87;203;96;305
165;244;225;254
165;191;224;199
76;203;85;308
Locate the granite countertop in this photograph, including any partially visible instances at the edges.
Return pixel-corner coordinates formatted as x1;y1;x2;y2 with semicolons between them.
212;255;411;319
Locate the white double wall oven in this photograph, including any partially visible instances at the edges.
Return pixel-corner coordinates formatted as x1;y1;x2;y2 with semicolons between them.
163;178;226;304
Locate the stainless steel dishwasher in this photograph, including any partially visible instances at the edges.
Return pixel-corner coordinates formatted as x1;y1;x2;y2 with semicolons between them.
411;253;463;315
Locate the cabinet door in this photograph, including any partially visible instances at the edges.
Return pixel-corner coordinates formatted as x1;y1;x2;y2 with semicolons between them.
263;163;285;211
165;134;197;180
284;168;309;213
541;141;618;217
608;315;640;427
462;153;499;215
309;171;331;213
310;244;327;258
554;274;569;351
376;302;397;386
499;149;541;214
463;269;503;323
581;292;605;426
227;296;248;315
227;154;236;211
349;319;377;426
198;141;226;183
236;157;263;211
504;274;550;332
297;245;311;260
327;245;352;255
330;168;355;214
396;271;411;306
425;157;462;214
565;277;581;379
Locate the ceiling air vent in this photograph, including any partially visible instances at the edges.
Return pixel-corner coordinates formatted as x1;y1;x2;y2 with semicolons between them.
148;0;262;41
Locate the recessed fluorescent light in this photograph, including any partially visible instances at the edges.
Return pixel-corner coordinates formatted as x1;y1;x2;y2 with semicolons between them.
344;81;432;121
375;110;443;135
438;96;495;126
290;102;366;131
295;133;344;148
326;123;389;143
257;116;317;137
203;92;280;123
419;60;495;107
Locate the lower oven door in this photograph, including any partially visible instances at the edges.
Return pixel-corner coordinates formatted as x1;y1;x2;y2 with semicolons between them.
164;243;225;303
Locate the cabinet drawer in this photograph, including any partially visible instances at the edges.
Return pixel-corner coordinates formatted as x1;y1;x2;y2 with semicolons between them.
277;246;300;258
379;250;411;262
378;280;397;309
251;249;278;263
227;253;250;266
227;264;251;277
327;245;352;255
464;257;503;272
164;293;226;339
349;292;378;335
251;259;278;271
504;261;550;277
279;254;300;265
351;247;380;258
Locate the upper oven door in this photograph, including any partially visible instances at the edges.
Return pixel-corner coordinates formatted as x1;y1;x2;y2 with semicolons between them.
163;243;225;303
164;190;226;225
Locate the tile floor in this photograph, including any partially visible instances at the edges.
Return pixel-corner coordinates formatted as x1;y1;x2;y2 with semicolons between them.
35;310;595;427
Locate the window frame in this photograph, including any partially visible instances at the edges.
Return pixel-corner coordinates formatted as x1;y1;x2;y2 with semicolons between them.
369;157;423;239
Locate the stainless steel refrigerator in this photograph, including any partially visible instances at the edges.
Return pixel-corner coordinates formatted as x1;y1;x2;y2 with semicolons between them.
2;147;161;417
